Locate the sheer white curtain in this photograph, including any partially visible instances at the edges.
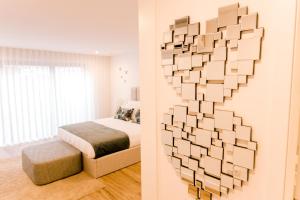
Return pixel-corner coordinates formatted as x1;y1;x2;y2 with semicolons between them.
0;47;100;146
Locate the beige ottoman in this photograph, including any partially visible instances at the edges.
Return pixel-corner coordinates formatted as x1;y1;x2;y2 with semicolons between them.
22;140;82;185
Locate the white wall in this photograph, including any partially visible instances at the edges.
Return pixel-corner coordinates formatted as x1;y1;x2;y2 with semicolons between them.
139;0;299;199
110;51;139;114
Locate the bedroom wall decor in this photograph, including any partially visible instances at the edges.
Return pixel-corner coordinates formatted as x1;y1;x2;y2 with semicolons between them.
160;3;264;200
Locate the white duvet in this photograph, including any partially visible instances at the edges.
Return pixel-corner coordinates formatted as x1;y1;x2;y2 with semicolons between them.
58;118;141;159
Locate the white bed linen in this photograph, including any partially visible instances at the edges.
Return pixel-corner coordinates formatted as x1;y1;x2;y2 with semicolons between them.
58;118;141;159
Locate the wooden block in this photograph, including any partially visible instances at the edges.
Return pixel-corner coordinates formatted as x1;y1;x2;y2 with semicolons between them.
178;139;191;156
200;189;212;200
184;126;192;133
216;39;226;47
238;6;248;16
202;54;210;62
173;146;178;154
192;54;203;67
184;36;194;45
238;60;254;75
248;141;257;150
181;131;188;140
164;145;173;156
222;161;234;176
224;88;232;97
212;138;223;147
224;75;238;89
174;34;185;43
172;156;181;169
221;186;229;195
204;175;221;196
168;107;174;115
161;123;166;130
200;147;208;155
161;130;173;146
204;156;222;178
197;91;204;100
197;34;214;53
174;105;187;123
237;37;261;60
214;110;234;131
163;113;173;125
173;127;182;138
183;70;201;83
166;43;174;50
175;16;189;28
188;184;199;198
226;24;241;40
233;146;255;169
177;53;192;70
199;117;215;131
167;76;173;83
189;158;199;171
191;144;201;159
224;144;234;163
188;22;200;36
205;84;224;103
254;27;264;38
221;174;234;189
212;131;219;139
213;32;222;40
209;145;223;160
163;65;173;76
161;50;173;65
174;26;188;36
197;113;204;120
206;61;225;80
233;116;242;125
187;115;197;128
206;18;218;33
238;75;247;84
228;39;238;48
201;101;214;114
236;125;251;141
194;129;212;148
163;31;173;43
182;83;196;100
241;13;258;31
233;178;242;187
218;3;239;27
220;130;235;144
172;65;178;71
172;76;182;88
211;47;227;61
233;165;248;181
188;100;200;114
181;166;194;183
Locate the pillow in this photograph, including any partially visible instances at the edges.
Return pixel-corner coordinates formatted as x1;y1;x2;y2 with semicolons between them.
132;109;140;124
114;107;134;121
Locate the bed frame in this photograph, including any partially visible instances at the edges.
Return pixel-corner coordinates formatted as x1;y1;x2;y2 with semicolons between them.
82;145;141;178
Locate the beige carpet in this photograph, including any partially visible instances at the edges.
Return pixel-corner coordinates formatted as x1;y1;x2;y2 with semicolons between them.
0;156;105;200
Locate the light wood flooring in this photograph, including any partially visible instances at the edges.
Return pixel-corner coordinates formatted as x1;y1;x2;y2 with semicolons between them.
0;138;141;200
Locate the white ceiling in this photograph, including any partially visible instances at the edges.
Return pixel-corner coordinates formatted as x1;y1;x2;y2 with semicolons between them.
0;0;138;55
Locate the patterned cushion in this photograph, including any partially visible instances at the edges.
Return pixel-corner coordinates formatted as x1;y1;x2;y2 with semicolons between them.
114;107;134;121
132;109;140;124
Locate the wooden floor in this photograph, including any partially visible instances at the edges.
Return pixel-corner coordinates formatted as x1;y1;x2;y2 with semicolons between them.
80;163;141;200
0;138;141;200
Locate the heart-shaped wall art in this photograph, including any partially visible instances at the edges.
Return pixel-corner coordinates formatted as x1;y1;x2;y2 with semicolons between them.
160;3;264;200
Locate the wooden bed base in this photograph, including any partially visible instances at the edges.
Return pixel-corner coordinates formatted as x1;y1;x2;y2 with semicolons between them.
82;146;141;178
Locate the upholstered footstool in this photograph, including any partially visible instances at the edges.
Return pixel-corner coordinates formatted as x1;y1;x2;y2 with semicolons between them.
22;140;82;185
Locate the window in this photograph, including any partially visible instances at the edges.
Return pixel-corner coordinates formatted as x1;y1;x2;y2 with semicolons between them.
0;64;92;146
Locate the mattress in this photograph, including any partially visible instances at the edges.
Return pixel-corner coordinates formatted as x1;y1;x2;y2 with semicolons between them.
58;118;141;159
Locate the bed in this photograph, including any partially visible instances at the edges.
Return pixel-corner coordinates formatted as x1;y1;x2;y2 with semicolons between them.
58;100;141;178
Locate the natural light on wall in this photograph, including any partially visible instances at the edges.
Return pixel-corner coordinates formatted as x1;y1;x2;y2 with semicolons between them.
0;47;100;146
